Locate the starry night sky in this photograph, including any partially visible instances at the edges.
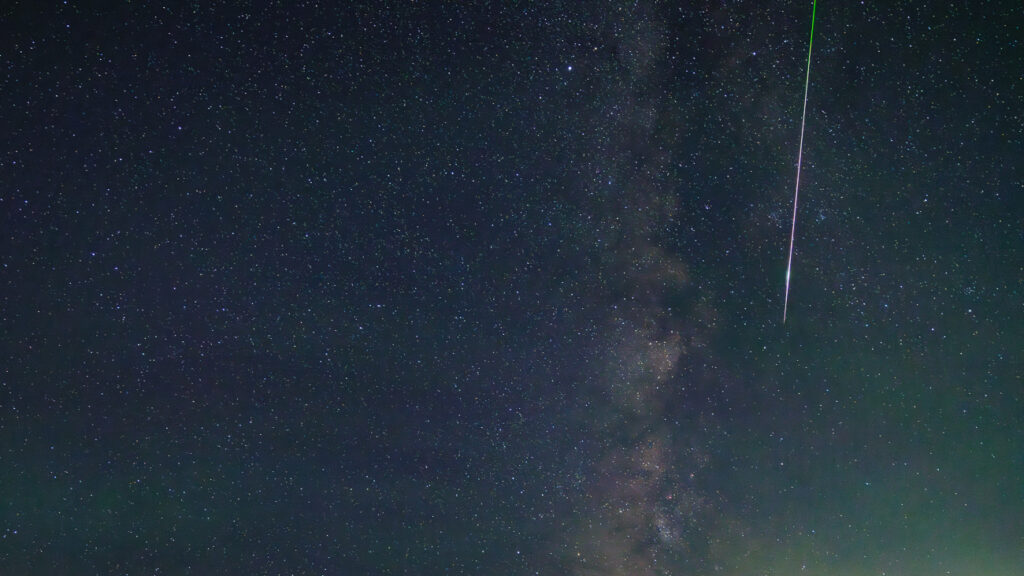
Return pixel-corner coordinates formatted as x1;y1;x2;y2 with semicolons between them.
1;1;1022;574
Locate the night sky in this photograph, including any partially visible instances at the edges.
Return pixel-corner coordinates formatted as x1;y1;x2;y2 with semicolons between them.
2;1;1022;575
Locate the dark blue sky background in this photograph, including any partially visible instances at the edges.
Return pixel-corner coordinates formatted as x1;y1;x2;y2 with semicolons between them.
1;1;1021;574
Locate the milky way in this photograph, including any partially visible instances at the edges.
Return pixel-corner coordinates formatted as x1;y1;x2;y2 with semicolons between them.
1;2;1020;574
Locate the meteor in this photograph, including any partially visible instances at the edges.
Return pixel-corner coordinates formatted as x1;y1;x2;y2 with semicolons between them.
783;0;817;324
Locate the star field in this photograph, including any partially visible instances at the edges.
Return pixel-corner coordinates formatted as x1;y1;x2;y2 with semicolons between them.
1;1;1021;575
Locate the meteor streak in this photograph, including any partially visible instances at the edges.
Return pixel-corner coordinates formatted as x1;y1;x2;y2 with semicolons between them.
783;0;817;324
